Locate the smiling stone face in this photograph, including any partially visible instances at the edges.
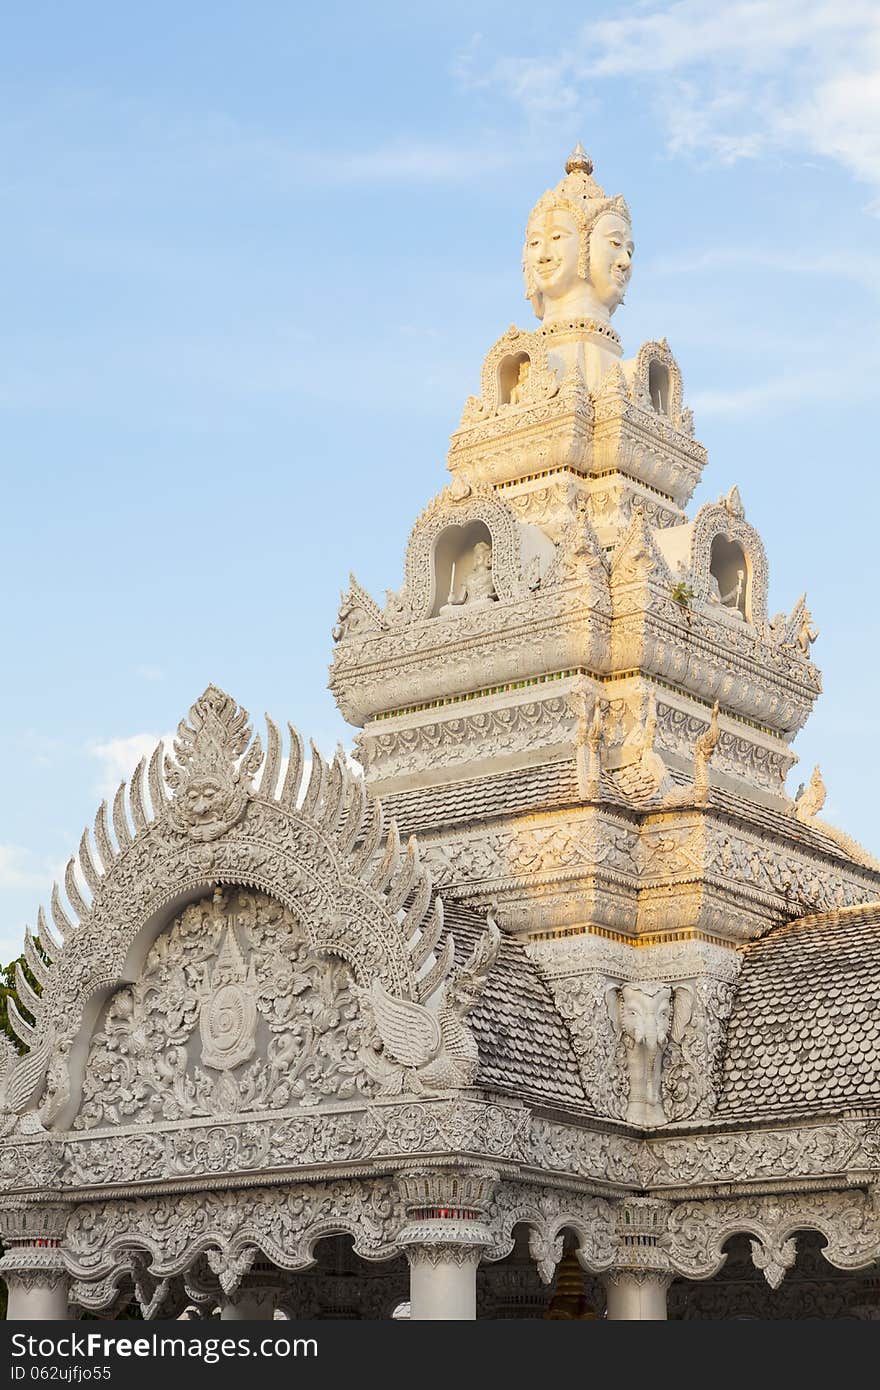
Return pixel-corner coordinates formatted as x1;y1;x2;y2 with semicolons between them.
523;198;633;325
524;207;582;305
588;211;634;312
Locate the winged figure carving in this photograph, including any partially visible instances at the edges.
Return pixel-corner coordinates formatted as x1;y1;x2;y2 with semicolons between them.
356;915;501;1095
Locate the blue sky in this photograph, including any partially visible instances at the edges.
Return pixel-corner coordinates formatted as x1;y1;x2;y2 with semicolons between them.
2;1;879;964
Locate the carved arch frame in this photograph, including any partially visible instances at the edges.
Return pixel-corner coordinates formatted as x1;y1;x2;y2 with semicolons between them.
665;1189;880;1286
690;501;769;627
7;697;451;1131
63;1179;406;1288
631;340;685;426
403;487;526;620
483;1184;618;1283
460;326;559;425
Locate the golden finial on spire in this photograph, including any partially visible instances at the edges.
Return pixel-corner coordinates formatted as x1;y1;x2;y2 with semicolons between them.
565;142;593;176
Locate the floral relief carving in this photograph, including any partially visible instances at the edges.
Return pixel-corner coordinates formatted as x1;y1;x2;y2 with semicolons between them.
660;977;736;1121
49;1098;529;1191
75;888;375;1129
665;1189;880;1285
550;975;628;1119
357;696;576;782
64;1180;405;1282
484;1183;617;1279
425;817;638;892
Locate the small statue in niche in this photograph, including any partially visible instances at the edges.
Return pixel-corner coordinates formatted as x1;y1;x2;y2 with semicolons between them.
708;568;744;618
440;540;498;615
508;358;531;405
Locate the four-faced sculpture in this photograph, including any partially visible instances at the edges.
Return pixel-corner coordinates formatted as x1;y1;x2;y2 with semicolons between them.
523;148;633;328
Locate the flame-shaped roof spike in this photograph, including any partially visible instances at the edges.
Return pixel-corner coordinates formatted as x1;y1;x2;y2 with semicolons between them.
565;141;593;176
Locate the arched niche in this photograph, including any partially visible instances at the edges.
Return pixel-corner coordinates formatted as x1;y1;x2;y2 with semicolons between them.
648;359;670;415
430;519;497;618
631;340;685;426
457;326;558;424
709;534;749;620
690;500;769;627
498;352;531;407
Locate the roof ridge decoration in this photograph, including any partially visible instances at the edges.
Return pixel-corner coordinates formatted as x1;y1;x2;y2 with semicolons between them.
165;684;262;841
610;505;671;590
792;765;880;871
1;685;498;1130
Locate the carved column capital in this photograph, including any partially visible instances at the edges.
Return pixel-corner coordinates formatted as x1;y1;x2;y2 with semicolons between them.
607;1196;673;1275
402;1235;489;1269
0;1199;70;1244
0;1199;70;1282
0;1200;72;1319
395;1164;500;1215
395;1165;499;1266
603;1269;674;1292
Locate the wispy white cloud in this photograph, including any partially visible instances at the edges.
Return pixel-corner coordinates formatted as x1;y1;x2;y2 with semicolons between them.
133;663;165;682
690;352;880;416
652;246;880;297
0;95;513;197
0;845;49;892
458;2;880;199
87;732;172;803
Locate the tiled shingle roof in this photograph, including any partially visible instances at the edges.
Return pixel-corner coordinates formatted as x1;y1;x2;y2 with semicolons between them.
384;761;878;872
384;761;580;838
443;901;587;1110
716;903;880;1118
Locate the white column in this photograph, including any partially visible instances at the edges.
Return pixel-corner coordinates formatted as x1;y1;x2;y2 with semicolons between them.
0;1203;72;1321
407;1245;481;1321
603;1270;672;1320
5;1270;70;1321
395;1165;498;1321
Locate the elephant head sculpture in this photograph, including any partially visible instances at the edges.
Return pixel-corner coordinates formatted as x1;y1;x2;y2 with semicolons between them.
607;981;693;1127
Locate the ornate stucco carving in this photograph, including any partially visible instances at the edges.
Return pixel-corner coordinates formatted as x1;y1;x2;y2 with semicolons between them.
4;1098;527;1194
607;982;692;1126
458;326;560;426
2;687;495;1132
401;486;529;621
665;1189;880;1284
63;1180;406;1282
74;888;377;1129
357;694;577;785
529;933;740;1124
5;147;880;1321
688;494;770;628
357;919;501;1094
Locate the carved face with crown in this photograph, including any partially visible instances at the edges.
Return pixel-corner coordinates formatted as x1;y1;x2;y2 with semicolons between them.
523;145;633;325
165;686;263;842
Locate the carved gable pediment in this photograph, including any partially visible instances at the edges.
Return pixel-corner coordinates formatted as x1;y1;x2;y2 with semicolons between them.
2;687;500;1132
75;888;374;1129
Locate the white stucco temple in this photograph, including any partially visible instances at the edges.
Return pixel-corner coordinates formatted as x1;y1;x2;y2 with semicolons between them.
2;147;880;1321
